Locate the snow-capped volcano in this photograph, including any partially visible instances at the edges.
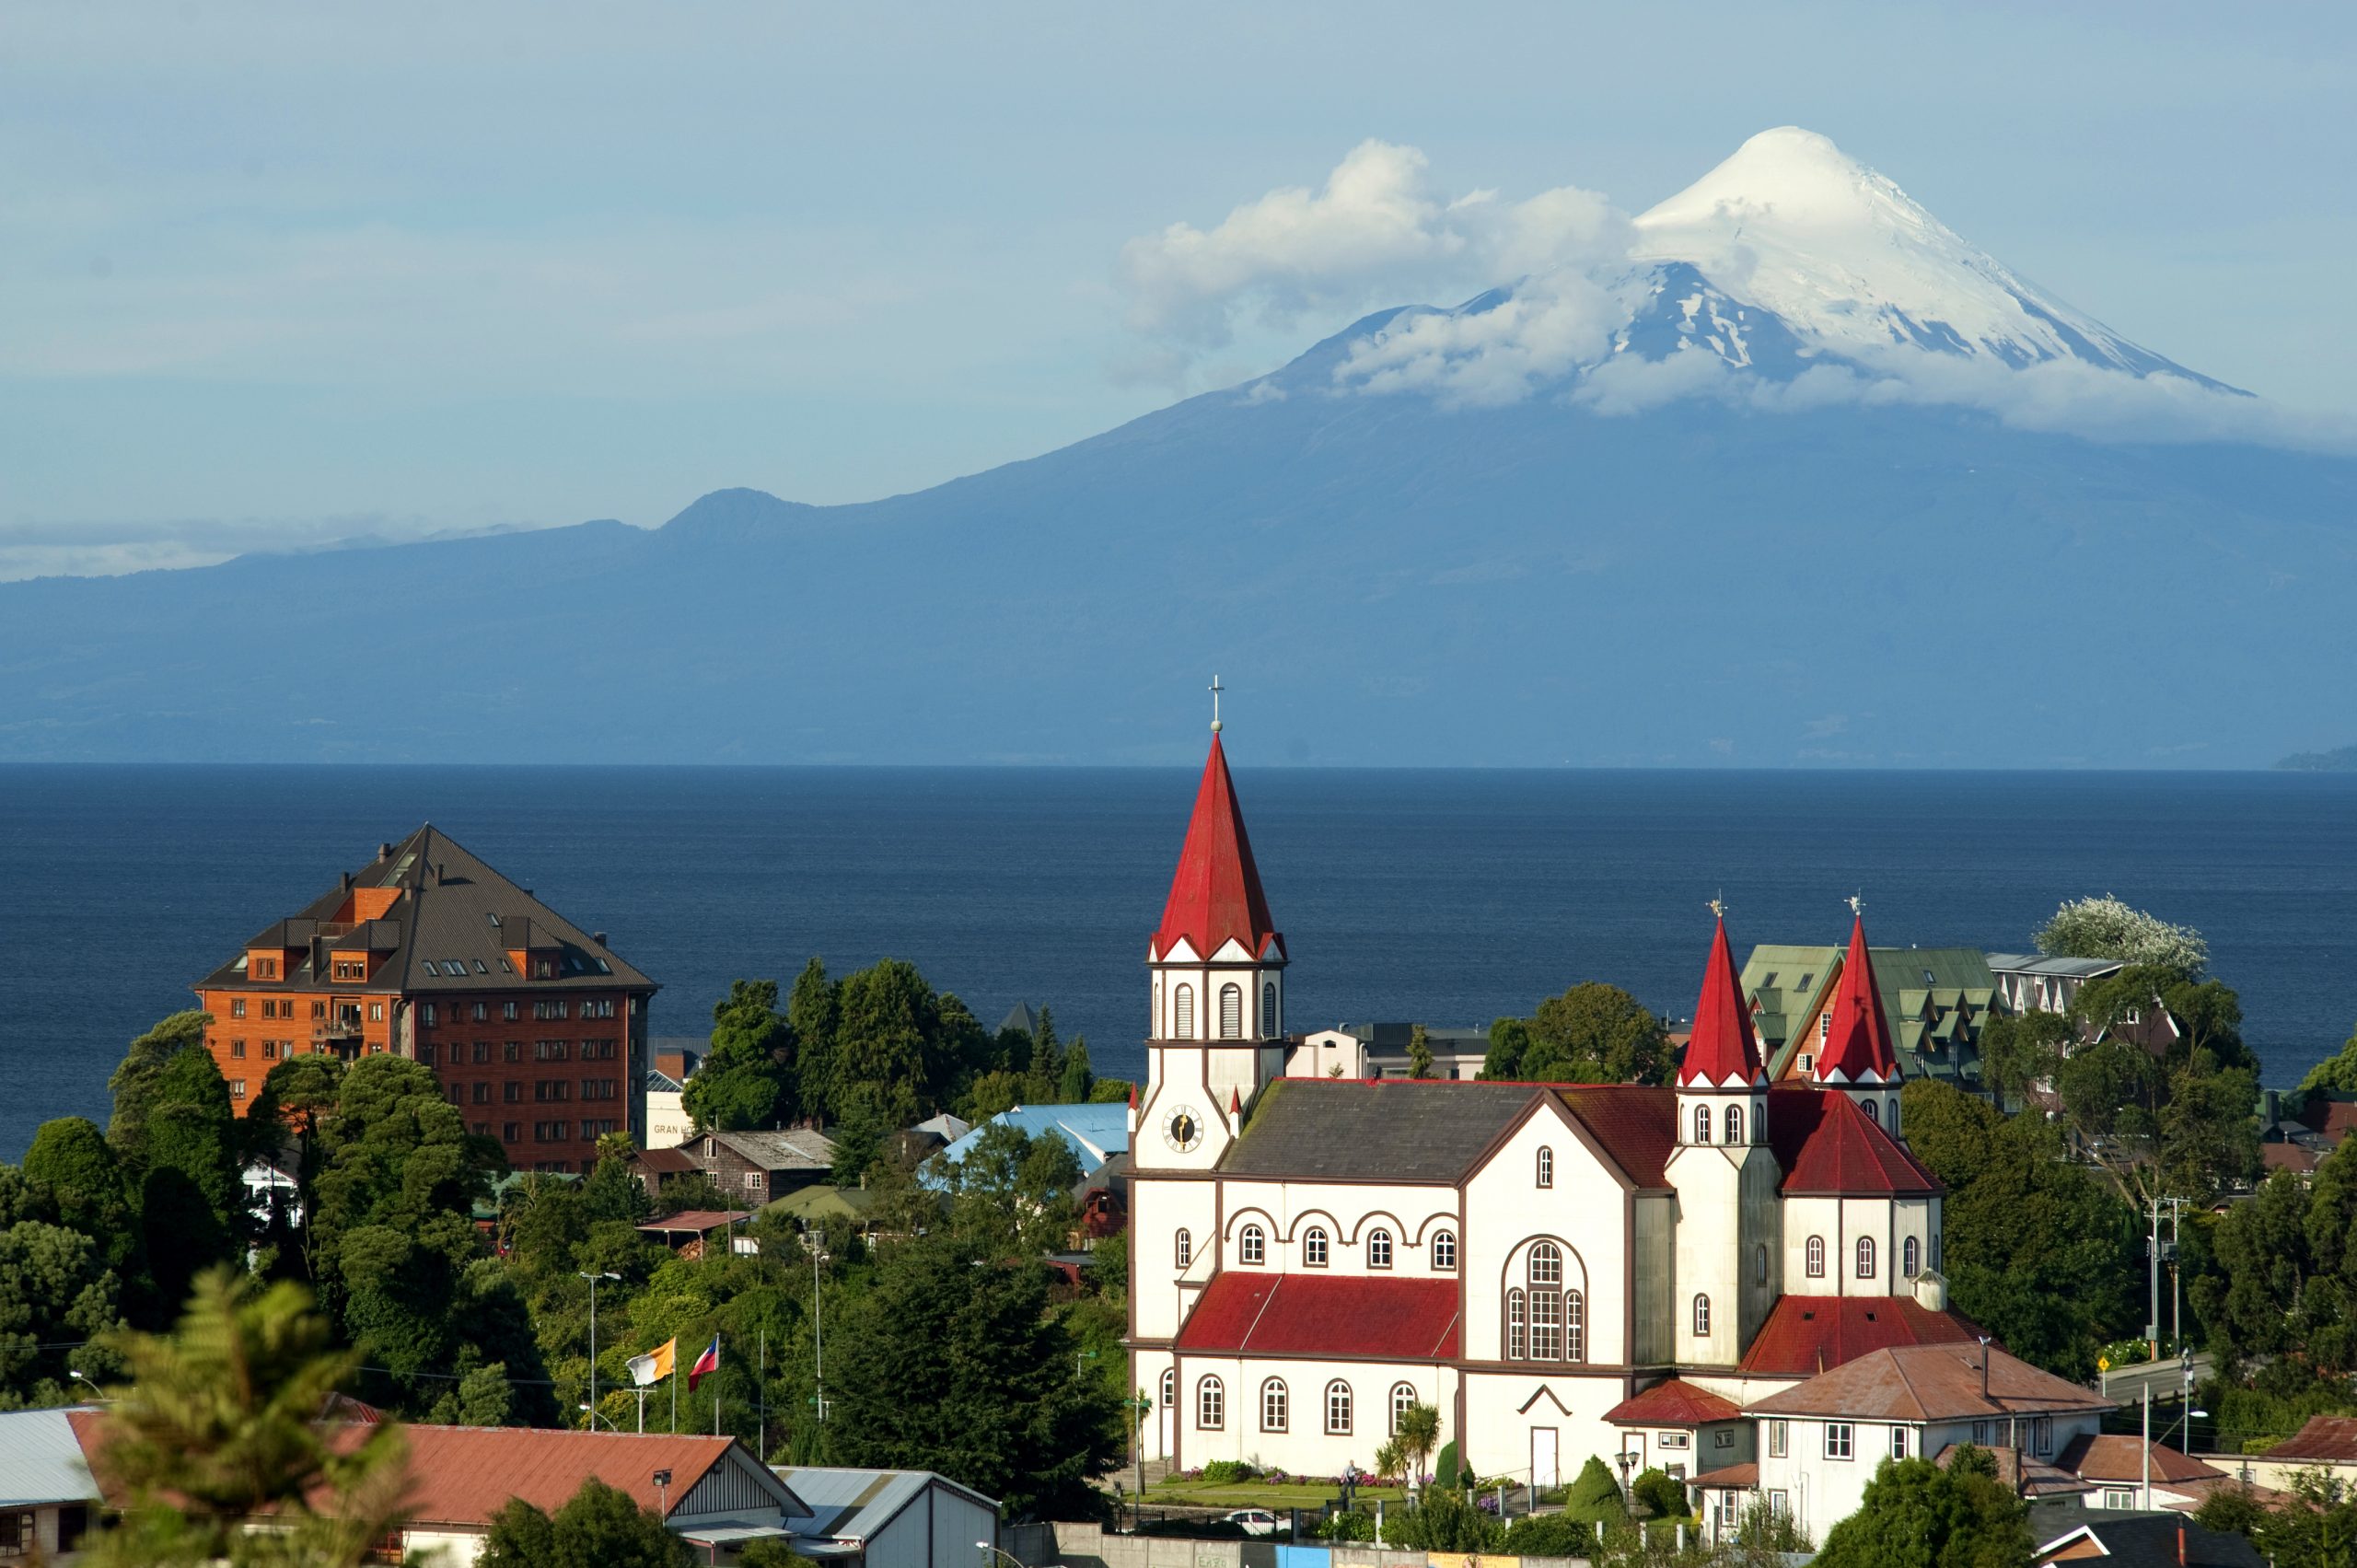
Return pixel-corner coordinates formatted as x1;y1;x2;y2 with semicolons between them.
1295;125;2235;402
1629;127;2218;384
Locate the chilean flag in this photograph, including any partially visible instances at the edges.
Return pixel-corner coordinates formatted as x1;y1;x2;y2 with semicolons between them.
688;1336;720;1391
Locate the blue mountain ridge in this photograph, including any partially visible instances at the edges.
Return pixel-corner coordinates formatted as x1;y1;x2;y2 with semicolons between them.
4;318;2354;767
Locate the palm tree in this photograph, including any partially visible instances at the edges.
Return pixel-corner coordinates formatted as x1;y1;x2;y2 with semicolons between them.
82;1266;412;1566
1395;1403;1442;1493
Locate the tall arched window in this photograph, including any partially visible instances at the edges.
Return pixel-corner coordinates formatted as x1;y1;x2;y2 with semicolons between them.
1260;981;1277;1038
1172;984;1194;1039
1903;1236;1921;1278
1530;1241;1562;1285
1887;1098;1899;1136
1197;1376;1224;1430
1324;1380;1353;1435
1862;1098;1879;1127
1260;1377;1288;1432
1693;1104;1713;1144
1175;1228;1190;1269
1239;1224;1265;1265
1806;1236;1826;1278
1368;1228;1394;1269
1692;1294;1712;1336
1536;1147;1554;1188
1755;1243;1770;1286
1433;1230;1458;1271
1161;1369;1174;1409
1724;1105;1745;1145
1304;1226;1329;1267
1856;1237;1876;1279
1527;1243;1565;1360
1390;1382;1417;1435
1564;1289;1585;1362
1219;983;1243;1039
1506;1289;1527;1360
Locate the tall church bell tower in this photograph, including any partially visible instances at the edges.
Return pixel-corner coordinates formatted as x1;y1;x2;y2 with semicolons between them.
1133;686;1286;1173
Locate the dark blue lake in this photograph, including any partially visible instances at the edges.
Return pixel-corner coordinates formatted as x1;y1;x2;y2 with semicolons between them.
5;764;2355;1162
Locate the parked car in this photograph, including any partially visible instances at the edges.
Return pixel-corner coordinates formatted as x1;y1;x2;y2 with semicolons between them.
1223;1509;1283;1537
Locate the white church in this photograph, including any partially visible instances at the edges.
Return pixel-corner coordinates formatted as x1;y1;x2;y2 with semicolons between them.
1127;727;1979;1491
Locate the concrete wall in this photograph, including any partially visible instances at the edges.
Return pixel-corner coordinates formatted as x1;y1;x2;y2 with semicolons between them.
1015;1526;1587;1568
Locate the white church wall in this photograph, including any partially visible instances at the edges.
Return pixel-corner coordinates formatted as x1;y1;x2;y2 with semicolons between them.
1132;1179;1221;1341
1461;1108;1631;1365
1170;1356;1458;1478
1461;1369;1629;1493
1216;1180;1458;1279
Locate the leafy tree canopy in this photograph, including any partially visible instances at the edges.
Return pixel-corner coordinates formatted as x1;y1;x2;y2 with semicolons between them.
1813;1447;2030;1568
2036;894;2207;977
481;1477;692;1568
684;980;796;1132
1523;984;1674;1086
105;1010;211;1161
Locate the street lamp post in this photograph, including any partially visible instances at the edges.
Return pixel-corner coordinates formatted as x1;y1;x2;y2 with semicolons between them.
578;1271;620;1429
66;1369;106;1403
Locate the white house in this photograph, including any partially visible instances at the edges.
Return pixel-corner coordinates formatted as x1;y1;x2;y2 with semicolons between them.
1722;1342;2112;1543
1127;729;1979;1491
645;1068;693;1149
1288;1024;1491;1083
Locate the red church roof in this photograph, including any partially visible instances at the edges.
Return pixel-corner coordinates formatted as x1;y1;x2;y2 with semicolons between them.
1604;1378;1743;1426
1680;913;1765;1087
1737;1295;1984;1377
1816;913;1899;1084
1176;1272;1459;1360
1769;1086;1941;1195
1153;735;1283;964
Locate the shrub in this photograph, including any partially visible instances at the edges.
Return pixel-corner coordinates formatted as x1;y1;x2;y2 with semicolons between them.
1631;1467;1689;1520
1503;1512;1591;1555
1318;1510;1375;1542
1379;1490;1500;1553
1199;1460;1255;1484
1562;1455;1629;1527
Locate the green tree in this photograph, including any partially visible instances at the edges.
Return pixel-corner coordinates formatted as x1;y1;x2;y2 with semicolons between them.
0;1167;130;1406
684;980;796;1132
827;1235;1120;1516
946;1125;1083;1258
786;958;842;1119
480;1477;692;1568
81;1268;411;1568
1481;1017;1531;1080
1524;984;1674;1085
24;1116;138;1272
1407;1026;1435;1081
1057;1039;1096;1103
830;1088;890;1187
1631;1466;1689;1519
1562;1454;1629;1527
105;1010;213;1157
1381;1489;1499;1551
2302;1033;2357;1097
1813;1447;2029;1568
2036;895;2208;976
1975;1011;2072;1109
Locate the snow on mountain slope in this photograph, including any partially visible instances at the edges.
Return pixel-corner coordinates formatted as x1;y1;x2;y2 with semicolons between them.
1629;127;2228;387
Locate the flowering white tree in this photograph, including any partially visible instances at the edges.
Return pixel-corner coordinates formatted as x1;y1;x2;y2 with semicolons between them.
2034;895;2207;976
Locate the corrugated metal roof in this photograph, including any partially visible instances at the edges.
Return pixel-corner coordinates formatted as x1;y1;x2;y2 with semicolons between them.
933;1104;1130;1180
0;1408;99;1506
774;1467;996;1542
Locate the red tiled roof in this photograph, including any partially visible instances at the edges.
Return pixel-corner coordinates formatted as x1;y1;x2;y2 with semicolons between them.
2263;1415;2357;1464
1552;1085;1677;1189
1816;915;1899;1084
2297;1098;2357;1140
1747;1342;2109;1423
2057;1434;2226;1485
1769;1086;1940;1196
632;1147;700;1174
1691;1462;1757;1490
1605;1378;1742;1426
1933;1445;2091;1498
2264;1143;2324;1174
1737;1295;1984;1377
1153;735;1283;965
636;1209;753;1234
388;1425;760;1527
1176;1272;1459;1360
1679;915;1766;1088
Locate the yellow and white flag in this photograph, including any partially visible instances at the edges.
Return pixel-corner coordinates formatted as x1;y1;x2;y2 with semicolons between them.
627;1337;677;1388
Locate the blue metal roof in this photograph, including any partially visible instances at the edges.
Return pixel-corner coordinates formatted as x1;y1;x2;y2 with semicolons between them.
0;1409;99;1507
927;1104;1130;1185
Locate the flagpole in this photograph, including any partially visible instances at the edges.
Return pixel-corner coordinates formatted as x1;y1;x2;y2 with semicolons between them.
714;1336;722;1438
672;1359;678;1434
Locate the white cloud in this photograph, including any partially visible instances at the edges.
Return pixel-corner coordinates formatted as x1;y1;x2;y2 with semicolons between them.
1118;141;1631;363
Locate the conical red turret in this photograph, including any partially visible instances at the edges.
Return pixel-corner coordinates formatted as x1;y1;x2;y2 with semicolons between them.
1817;912;1899;1084
1152;735;1284;963
1679;912;1765;1087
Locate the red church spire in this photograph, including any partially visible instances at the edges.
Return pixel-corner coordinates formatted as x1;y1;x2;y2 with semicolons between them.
1152;732;1283;963
1679;904;1764;1087
1817;907;1899;1085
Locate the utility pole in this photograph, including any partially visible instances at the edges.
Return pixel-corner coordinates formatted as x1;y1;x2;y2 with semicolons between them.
2146;1195;2163;1362
577;1271;619;1430
2141;1382;2152;1511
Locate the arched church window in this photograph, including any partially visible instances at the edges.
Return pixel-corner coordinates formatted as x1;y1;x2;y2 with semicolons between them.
1862;1098;1879;1127
1261;982;1277;1037
1692;1294;1712;1336
1432;1230;1457;1271
1536;1147;1553;1188
1806;1236;1825;1278
1260;1378;1288;1432
1219;983;1242;1039
1565;1289;1585;1362
1368;1228;1393;1269
1529;1241;1562;1286
1756;1244;1770;1286
1694;1104;1713;1144
1530;1286;1563;1359
1887;1098;1899;1135
1856;1237;1876;1279
1197;1376;1224;1430
1903;1236;1921;1278
1172;984;1194;1039
1390;1383;1417;1435
1325;1380;1353;1435
1724;1105;1744;1145
1175;1228;1190;1269
1505;1289;1527;1359
1160;1369;1174;1408
1239;1224;1265;1265
1304;1226;1329;1267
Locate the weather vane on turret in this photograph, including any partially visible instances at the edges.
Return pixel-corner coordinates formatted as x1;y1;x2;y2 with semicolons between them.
1708;892;1725;920
1847;892;1864;916
1210;674;1224;733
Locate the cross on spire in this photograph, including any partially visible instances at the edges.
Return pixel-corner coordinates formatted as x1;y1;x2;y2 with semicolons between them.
1847;892;1864;916
1708;892;1726;920
1209;674;1224;733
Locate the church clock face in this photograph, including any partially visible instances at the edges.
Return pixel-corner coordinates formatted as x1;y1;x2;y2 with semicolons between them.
1163;1107;1203;1153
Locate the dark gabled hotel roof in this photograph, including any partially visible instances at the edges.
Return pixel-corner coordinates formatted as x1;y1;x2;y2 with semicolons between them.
198;824;655;995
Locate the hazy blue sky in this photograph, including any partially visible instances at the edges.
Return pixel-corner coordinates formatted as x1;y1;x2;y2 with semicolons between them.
4;2;2351;574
